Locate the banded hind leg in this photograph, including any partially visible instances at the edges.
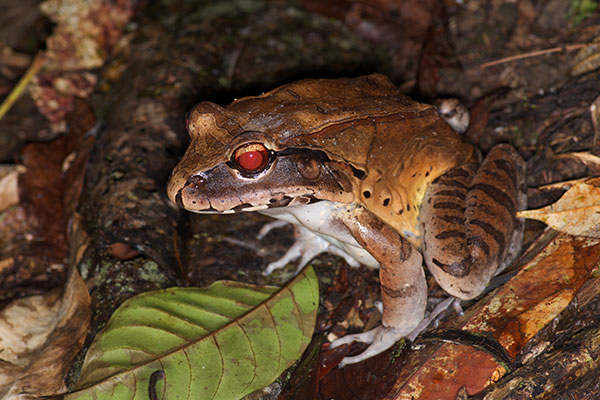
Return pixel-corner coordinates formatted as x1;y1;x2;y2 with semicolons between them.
330;205;427;366
420;144;526;300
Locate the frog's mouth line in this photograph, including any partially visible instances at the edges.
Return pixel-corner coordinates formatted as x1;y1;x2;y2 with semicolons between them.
185;193;320;214
229;193;320;213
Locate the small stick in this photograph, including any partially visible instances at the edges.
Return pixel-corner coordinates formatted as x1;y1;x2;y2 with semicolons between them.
0;52;46;120
480;44;586;69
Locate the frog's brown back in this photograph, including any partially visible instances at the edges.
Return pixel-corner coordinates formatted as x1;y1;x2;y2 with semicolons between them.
184;74;418;172
228;74;429;164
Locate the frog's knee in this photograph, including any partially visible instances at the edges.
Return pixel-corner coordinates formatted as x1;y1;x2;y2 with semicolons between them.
427;257;494;300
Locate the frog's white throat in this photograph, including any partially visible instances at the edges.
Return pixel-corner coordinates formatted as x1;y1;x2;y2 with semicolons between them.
260;201;380;269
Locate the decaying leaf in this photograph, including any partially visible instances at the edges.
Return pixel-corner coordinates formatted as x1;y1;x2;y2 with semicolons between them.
517;177;600;238
67;266;319;400
553;151;600;174
0;266;91;399
571;35;600;76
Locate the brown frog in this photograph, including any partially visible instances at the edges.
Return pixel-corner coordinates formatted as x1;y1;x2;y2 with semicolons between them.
167;74;526;366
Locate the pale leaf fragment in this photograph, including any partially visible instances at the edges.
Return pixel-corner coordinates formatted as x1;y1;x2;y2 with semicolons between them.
0;166;25;213
517;177;600;238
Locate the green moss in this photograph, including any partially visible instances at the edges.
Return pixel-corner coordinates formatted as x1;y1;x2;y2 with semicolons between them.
138;260;169;285
569;0;598;24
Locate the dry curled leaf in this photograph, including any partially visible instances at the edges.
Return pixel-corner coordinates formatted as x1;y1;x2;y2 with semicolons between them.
553;151;600;174
571;36;600;76
517;177;600;237
0;266;91;399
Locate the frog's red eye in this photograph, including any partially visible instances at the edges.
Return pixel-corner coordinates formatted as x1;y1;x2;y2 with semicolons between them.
233;143;270;173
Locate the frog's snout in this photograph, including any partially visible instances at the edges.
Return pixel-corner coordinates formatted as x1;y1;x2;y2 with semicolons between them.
175;173;211;211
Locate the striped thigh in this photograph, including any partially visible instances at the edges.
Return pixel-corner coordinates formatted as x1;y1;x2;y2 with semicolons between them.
420;144;526;300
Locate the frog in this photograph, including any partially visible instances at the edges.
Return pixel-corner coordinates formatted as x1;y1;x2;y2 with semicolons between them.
167;73;526;366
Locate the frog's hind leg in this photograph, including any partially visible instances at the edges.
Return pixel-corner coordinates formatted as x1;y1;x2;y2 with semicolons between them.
330;205;427;366
420;144;526;300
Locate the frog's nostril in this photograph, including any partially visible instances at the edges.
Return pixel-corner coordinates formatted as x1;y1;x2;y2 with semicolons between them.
186;173;206;186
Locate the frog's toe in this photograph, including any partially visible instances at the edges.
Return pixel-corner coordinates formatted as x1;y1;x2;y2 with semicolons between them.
263;232;331;275
332;325;407;367
263;247;301;275
330;327;379;349
257;220;289;239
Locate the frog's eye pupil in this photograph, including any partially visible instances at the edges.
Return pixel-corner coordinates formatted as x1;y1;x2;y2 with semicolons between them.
234;143;269;173
238;151;264;170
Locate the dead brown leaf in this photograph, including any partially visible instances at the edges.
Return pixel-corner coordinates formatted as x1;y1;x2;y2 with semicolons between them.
571;35;600;76
29;0;135;124
517;177;600;238
107;242;140;261
553;151;600;174
0;265;91;399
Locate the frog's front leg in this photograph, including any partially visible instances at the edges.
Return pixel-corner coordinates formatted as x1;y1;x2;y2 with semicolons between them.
421;144;526;300
330;205;427;366
262;225;361;275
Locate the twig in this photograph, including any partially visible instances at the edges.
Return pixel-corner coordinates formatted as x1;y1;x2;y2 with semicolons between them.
0;52;46;120
480;44;586;69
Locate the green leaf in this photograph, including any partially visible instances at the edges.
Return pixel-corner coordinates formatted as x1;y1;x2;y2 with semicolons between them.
66;266;318;400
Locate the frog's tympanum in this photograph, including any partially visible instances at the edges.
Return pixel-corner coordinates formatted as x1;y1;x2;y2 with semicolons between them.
167;74;526;366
